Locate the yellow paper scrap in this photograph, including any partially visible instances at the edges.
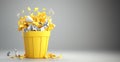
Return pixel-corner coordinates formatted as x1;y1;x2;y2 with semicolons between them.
27;6;31;11
34;7;39;12
42;8;46;11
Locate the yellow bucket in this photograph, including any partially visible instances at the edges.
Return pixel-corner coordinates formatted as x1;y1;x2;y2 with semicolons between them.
23;31;50;58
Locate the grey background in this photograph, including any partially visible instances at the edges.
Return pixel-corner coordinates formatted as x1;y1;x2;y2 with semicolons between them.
0;0;119;51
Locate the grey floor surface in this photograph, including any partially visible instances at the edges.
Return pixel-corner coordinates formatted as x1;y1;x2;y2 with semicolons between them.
0;50;120;62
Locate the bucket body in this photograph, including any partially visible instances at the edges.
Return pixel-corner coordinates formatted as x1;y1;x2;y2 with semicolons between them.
23;31;50;58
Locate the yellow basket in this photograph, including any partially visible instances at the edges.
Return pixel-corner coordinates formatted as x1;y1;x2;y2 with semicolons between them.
23;31;50;58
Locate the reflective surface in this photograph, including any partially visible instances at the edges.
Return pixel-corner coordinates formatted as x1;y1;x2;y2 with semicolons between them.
0;50;120;62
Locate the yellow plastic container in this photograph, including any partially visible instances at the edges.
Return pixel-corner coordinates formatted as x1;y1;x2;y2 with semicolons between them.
23;31;50;58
